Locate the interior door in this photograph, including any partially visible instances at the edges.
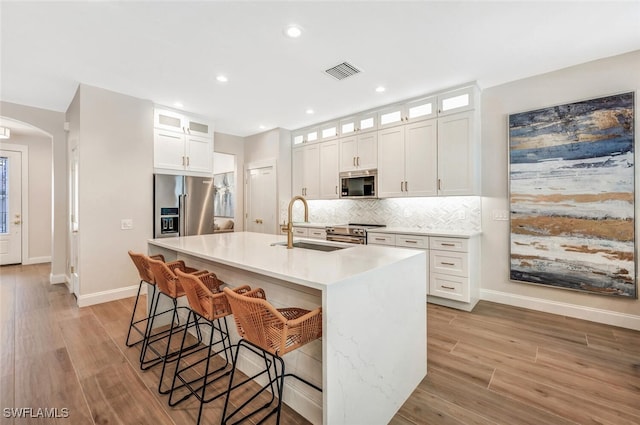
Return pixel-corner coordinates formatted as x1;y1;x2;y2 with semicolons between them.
245;165;276;234
0;150;22;265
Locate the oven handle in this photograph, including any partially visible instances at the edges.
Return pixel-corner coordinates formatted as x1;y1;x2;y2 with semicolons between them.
326;235;365;244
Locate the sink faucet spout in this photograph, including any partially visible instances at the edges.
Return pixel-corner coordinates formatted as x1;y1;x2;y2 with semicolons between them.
281;196;309;249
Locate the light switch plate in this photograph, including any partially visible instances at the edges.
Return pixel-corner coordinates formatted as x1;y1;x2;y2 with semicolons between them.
121;219;133;230
491;210;510;221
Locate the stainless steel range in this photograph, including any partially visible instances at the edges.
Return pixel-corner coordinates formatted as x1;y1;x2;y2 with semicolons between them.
325;223;386;244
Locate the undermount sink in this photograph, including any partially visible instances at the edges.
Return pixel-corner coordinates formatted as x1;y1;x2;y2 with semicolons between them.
270;240;350;252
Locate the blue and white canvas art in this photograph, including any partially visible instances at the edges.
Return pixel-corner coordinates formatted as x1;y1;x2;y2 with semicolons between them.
509;92;636;297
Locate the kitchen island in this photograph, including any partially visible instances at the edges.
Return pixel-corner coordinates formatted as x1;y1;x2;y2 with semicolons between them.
148;232;427;425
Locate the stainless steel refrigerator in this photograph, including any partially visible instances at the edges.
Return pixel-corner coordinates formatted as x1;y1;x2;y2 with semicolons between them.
153;174;216;238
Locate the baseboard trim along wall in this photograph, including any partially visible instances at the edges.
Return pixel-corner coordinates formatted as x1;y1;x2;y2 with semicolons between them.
50;273;67;284
480;289;640;331
77;284;145;308
23;256;52;265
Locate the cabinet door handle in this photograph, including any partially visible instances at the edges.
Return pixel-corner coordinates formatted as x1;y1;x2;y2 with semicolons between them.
335;185;338;194
404;240;418;244
405;181;408;192
186;157;190;166
353;157;356;166
374;238;386;241
400;181;404;191
442;285;455;290
441;243;455;246
441;262;456;266
357;156;360;166
438;179;442;190
182;156;186;166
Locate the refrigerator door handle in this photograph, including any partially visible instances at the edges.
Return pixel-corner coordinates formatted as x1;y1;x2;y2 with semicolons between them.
178;194;185;236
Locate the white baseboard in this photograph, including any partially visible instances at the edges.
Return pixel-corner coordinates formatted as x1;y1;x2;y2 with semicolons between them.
77;284;141;308
50;273;67;285
480;289;640;331
23;256;52;265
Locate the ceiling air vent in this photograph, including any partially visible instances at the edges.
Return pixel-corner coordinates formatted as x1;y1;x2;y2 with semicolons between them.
325;62;361;80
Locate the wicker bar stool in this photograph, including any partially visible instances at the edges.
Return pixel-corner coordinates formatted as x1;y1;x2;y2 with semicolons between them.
221;287;323;425
142;257;212;392
170;269;257;424
126;251;191;348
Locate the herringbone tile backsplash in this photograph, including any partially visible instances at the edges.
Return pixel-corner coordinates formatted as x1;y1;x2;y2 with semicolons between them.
281;196;481;232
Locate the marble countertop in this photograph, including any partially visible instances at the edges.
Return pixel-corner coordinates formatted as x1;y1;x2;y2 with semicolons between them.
290;222;340;228
367;227;481;238
148;231;423;290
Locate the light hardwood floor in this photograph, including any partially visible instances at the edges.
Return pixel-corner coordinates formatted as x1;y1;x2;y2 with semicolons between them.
1;263;639;424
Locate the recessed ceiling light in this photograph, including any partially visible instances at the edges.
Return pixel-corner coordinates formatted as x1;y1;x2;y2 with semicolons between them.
216;75;228;83
284;25;302;38
259;125;266;130
305;109;314;114
375;86;386;93
174;102;184;108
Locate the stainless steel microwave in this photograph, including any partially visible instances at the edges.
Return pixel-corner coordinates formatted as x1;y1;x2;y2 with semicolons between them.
340;170;377;198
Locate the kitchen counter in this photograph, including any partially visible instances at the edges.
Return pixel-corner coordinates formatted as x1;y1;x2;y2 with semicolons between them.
148;232;427;425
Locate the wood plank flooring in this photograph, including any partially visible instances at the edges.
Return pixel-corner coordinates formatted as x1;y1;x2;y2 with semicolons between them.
1;263;639;424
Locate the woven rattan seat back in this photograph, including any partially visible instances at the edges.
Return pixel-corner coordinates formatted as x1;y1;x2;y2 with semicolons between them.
147;257;183;299
222;287;322;356
128;251;164;284
175;269;232;321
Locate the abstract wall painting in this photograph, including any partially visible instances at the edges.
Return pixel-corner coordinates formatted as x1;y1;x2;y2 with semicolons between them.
509;92;636;297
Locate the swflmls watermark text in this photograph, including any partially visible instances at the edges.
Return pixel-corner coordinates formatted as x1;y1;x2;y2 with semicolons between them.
3;407;70;419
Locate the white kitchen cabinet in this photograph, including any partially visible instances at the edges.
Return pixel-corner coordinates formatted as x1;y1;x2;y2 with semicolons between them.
339;132;377;172
154;129;213;174
319;140;340;199
428;235;479;311
437;110;478;195
320;121;340;141
368;232;430;296
290;226;326;240
378;120;437;198
377;96;437;130
339;112;377;135
292;126;320;146
292;144;319;199
154;108;213;138
437;86;476;116
153;107;214;175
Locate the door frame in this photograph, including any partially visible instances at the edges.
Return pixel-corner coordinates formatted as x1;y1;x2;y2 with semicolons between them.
244;159;278;234
0;143;29;265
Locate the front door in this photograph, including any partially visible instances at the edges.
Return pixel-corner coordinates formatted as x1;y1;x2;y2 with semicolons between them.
245;165;276;234
0;150;22;265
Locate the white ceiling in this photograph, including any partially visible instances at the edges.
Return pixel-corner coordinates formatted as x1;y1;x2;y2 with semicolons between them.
1;1;639;137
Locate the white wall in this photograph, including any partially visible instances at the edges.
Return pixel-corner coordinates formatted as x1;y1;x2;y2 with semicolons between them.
1;133;52;261
0;101;66;283
481;50;640;329
70;84;154;305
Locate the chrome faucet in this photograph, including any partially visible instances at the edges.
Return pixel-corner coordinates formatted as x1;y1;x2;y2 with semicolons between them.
281;195;309;249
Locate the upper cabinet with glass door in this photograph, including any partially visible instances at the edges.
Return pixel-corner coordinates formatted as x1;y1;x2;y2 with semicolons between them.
377;96;437;130
154;108;213;138
436;86;477;116
291;126;320;146
339;111;377;135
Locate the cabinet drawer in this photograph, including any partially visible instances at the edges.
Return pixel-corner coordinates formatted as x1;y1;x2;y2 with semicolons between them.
307;228;327;239
292;227;309;237
395;235;429;249
430;237;468;252
430;250;468;277
430;273;469;302
367;233;396;246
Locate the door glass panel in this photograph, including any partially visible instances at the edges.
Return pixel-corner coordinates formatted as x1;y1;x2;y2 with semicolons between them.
380;110;401;126
442;94;470;111
307;131;318;142
360;117;374;130
341;122;355;133
322;127;337;138
409;103;433;118
188;121;209;134
158;114;182;129
293;134;304;145
0;157;6;233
